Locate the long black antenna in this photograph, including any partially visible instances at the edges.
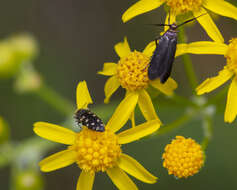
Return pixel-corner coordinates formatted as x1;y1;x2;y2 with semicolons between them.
177;13;207;28
147;13;207;28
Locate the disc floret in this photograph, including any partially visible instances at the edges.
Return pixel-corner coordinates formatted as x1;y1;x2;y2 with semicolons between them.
162;136;204;178
117;51;149;91
71;127;121;173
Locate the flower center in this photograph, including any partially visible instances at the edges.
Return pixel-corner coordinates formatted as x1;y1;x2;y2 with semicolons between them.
71;127;121;173
225;38;237;74
162;136;204;178
165;0;203;15
117;51;149;91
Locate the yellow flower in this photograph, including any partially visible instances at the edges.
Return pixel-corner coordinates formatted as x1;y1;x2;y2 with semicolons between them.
162;136;204;178
174;38;237;123
14;63;42;93
8;34;38;61
0;34;38;78
98;37;178;125
33;81;160;190
122;0;237;42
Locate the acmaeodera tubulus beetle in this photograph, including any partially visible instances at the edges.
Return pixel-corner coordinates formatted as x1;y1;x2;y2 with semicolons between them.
74;109;105;132
148;13;206;83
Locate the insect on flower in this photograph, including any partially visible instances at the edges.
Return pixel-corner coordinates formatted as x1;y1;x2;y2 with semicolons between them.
74;109;105;132
148;13;206;83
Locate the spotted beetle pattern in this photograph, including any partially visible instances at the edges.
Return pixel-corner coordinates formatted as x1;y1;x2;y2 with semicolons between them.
74;109;105;132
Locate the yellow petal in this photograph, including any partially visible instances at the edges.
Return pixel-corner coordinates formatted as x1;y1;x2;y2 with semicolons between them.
225;77;237;123
33;122;76;145
150;77;178;96
143;40;156;57
104;75;121;103
196;67;233;95
76;81;93;109
126;91;136;128
204;0;237;20
117;119;160;144
117;154;157;184
76;171;95;190
114;37;131;58
107;166;138;190
193;9;224;43
39;149;77;172
98;62;117;76
122;0;164;23
176;41;228;57
164;10;176;32
138;89;161;122
106;92;139;133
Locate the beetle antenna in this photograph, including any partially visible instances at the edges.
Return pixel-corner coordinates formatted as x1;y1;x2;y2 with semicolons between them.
177;13;207;28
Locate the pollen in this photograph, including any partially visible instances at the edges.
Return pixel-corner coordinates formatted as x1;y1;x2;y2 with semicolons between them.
162;136;204;178
165;0;203;15
70;127;121;173
225;38;237;74
117;51;149;91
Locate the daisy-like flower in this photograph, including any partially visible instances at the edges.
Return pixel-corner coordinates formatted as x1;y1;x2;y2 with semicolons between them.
162;136;204;178
33;81;160;190
173;38;237;123
122;0;237;42
0;34;38;78
98;37;178;125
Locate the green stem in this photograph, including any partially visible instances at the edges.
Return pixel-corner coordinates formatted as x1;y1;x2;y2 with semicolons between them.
34;83;74;116
156;111;194;136
201;115;213;150
172;93;197;108
0;142;14;168
205;85;228;106
178;27;199;91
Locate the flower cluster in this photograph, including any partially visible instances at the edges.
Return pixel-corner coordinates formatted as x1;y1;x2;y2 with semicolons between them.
31;1;237;190
162;136;204;178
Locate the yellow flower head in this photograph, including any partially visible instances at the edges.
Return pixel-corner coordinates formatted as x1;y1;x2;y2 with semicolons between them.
225;38;237;74
72;127;121;173
98;37;178;124
162;136;204;178
34;81;160;190
8;34;38;61
117;51;149;91
165;0;203;15
122;0;237;42
0;34;38;78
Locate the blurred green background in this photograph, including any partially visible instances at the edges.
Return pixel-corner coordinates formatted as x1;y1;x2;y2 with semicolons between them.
0;0;237;189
